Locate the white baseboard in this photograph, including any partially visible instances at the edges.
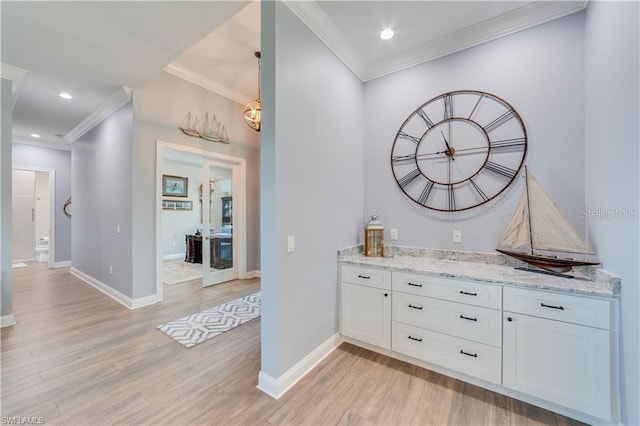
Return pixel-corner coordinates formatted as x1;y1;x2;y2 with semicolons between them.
70;267;158;310
0;314;16;328
244;270;261;279
54;261;71;268
162;253;185;261
257;333;343;399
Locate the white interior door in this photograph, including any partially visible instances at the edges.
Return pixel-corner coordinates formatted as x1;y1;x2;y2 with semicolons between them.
202;159;238;286
12;170;36;261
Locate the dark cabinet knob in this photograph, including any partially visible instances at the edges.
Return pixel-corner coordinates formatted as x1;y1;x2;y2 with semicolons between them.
384;293;388;297
507;317;513;322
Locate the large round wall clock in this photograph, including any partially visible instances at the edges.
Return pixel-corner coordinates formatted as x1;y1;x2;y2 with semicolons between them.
391;90;527;212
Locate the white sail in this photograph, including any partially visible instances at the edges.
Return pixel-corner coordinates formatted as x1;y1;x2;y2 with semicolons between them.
527;171;593;254
498;168;594;257
497;192;532;254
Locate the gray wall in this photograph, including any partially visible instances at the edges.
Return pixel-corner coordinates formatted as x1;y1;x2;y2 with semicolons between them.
12;144;71;263
584;2;640;424
131;71;260;299
363;12;586;252
72;103;134;298
1;78;13;320
261;2;364;377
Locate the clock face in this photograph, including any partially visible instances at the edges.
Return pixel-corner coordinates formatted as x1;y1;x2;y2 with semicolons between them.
391;90;527;212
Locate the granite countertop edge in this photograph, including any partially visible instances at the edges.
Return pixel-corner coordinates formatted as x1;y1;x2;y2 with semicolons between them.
338;246;620;299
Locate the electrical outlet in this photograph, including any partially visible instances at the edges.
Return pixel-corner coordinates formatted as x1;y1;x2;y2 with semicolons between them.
109;265;113;274
116;224;121;234
287;235;295;253
453;230;462;243
390;228;399;240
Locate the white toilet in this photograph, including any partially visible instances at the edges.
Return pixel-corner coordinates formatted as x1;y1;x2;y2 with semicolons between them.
35;237;49;262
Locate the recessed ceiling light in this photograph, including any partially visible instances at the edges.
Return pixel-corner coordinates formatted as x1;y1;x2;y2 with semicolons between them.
59;92;72;99
380;28;394;40
31;133;41;138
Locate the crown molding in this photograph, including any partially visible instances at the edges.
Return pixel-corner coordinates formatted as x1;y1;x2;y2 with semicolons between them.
283;0;366;80
286;1;587;83
163;63;252;106
13;138;72;152
0;63;28;81
65;86;132;143
364;1;588;81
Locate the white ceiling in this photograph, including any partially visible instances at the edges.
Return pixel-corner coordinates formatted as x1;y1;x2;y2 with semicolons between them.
2;0;586;150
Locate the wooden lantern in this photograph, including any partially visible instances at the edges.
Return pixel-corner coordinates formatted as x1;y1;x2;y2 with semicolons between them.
365;213;384;257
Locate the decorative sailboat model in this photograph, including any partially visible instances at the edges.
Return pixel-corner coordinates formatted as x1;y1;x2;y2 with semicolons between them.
496;167;599;274
178;112;200;137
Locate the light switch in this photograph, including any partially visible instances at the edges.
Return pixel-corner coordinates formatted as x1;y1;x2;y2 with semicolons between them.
287;235;295;253
390;228;399;240
453;230;462;243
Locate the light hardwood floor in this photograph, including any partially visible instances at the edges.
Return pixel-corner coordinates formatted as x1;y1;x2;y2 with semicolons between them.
2;262;585;425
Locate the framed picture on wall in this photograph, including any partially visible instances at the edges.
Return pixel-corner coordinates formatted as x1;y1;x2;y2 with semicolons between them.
163;175;188;197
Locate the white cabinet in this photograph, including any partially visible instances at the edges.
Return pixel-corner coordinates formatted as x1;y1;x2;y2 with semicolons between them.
339;262;618;423
503;287;615;421
340;266;391;349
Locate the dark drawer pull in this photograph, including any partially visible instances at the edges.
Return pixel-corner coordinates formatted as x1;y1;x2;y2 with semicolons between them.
357;275;371;279
408;282;423;287
540;302;565;310
459;315;478;322
408;304;423;310
460;290;478;296
408;336;423;342
459;349;478;358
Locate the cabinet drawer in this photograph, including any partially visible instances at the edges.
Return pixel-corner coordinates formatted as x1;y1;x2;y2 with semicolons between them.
392;322;501;384
393;272;501;309
504;287;612;329
393;292;502;347
341;265;391;290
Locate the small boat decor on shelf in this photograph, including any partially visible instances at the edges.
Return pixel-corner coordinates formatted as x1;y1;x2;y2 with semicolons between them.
496;167;599;276
178;112;230;144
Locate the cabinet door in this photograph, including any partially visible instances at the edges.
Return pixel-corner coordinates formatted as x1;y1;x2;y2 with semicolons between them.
341;282;391;349
503;313;613;420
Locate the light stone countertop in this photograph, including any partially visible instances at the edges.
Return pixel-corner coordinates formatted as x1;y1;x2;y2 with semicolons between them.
338;245;620;298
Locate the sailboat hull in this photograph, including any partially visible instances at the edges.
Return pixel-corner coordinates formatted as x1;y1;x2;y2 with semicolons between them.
496;249;600;273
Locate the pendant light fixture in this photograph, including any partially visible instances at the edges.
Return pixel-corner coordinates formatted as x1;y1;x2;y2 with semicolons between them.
243;51;261;132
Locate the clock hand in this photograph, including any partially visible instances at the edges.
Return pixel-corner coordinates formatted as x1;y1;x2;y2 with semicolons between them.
392;145;489;162
440;130;455;161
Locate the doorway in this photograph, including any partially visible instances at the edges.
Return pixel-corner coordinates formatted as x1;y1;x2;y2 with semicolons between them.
156;141;247;302
11;167;55;267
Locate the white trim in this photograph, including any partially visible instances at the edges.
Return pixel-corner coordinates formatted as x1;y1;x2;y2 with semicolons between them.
163;64;251;106
1;63;27;81
12;166;56;268
65;87;133;143
0;314;16;328
13;139;71;152
156;141;248;302
257;333;343;399
286;1;587;82
243;270;261;279
162;253;185;261
53;261;71;268
70;267;158;310
283;0;365;80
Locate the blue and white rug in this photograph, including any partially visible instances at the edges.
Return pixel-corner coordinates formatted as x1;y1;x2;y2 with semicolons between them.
158;292;261;348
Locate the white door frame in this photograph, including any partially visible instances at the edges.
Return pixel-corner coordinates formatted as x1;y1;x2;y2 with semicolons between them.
155;140;247;302
12;165;56;268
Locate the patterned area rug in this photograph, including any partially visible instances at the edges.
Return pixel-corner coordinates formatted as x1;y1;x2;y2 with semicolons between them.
162;259;203;285
158;292;261;348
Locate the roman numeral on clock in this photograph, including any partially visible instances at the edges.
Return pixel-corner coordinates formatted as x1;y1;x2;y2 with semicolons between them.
417;180;435;205
443;93;454;120
447;184;457;211
398;131;421;144
484;161;517;179
469;179;488;201
484;109;515;133
489;137;526;150
398;169;421;188
416;109;434;129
